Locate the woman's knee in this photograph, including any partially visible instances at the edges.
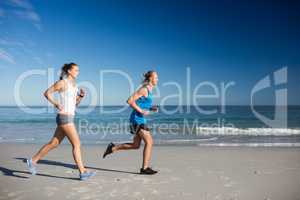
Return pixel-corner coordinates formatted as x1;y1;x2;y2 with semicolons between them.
132;142;141;149
142;133;153;146
145;139;153;146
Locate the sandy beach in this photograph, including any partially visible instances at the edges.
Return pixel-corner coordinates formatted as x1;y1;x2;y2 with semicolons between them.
0;143;299;200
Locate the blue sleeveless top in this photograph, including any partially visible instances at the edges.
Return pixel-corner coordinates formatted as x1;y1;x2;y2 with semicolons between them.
130;86;153;125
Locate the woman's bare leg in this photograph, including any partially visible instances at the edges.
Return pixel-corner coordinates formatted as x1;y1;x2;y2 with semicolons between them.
112;134;141;152
138;130;153;169
60;123;86;174
31;127;65;164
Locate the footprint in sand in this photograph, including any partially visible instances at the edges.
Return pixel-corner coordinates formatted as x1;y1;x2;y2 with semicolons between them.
219;175;237;188
170;176;182;182
133;191;142;197
79;194;98;200
224;181;237;188
192;170;203;177
115;177;132;184
208;170;224;175
73;187;91;193
132;176;152;184
44;186;58;197
109;189;118;197
151;189;159;195
65;170;76;174
7;191;24;198
220;175;230;181
158;168;172;173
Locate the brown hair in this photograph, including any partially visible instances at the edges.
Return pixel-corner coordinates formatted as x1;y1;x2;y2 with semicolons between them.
142;70;156;84
59;62;77;80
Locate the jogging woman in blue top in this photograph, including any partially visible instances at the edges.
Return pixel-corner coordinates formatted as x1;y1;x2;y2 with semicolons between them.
103;71;159;175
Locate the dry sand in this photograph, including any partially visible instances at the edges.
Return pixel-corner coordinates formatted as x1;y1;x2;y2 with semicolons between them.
0;143;300;200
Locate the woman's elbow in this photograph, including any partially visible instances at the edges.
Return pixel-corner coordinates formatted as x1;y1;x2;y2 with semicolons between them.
127;98;132;105
43;91;49;99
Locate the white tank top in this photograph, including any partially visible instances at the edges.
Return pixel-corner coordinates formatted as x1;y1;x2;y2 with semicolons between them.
58;79;78;115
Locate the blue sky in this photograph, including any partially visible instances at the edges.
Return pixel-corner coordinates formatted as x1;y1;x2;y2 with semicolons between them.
0;0;299;106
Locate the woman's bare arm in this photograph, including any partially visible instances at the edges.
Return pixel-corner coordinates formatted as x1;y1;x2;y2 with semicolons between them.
43;80;64;110
76;88;85;106
127;86;149;115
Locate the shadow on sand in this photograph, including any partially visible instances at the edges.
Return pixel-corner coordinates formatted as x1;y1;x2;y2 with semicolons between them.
0;157;140;180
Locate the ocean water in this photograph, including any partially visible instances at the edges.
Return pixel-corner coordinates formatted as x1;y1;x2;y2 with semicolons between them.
0;106;299;147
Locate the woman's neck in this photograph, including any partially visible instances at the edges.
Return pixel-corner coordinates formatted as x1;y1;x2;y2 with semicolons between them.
66;76;76;85
146;83;154;91
66;75;75;81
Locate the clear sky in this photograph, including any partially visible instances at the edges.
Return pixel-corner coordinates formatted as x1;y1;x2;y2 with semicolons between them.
0;0;299;106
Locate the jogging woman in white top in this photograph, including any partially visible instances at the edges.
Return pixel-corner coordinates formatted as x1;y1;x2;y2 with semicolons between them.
26;63;96;181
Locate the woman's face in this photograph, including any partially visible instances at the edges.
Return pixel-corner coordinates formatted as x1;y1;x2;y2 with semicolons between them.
150;72;158;86
68;65;79;78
